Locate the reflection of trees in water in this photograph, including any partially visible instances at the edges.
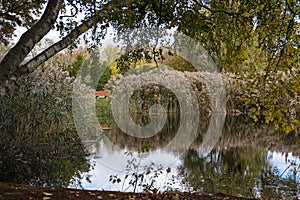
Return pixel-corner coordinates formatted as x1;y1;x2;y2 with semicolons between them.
105;78;212;152
105;113;300;198
107;113;179;150
180;147;300;199
260;165;300;199
219;115;300;156
180;147;268;197
107;114;300;155
178;116;300;198
106;111;210;152
0;132;90;187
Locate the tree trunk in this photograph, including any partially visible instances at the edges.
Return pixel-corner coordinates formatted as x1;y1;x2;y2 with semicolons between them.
0;0;134;94
0;0;63;87
20;0;133;75
17;15;101;76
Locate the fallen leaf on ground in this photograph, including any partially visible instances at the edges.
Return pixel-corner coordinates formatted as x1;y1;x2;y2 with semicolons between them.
43;192;53;196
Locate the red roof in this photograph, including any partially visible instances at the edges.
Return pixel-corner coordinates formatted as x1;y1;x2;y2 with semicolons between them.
95;91;108;96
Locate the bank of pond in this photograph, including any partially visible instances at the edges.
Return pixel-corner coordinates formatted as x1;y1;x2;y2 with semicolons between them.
1;113;299;199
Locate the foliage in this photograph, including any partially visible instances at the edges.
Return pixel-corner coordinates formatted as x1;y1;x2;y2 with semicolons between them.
97;67;112;90
0;0;46;45
164;55;197;72
106;66;299;133
64;48;112;90
0;0;298;148
1;0;299;68
241;69;300;133
0;55;90;187
95;98;113;126
223;67;300;133
67;54;85;77
176;1;300;133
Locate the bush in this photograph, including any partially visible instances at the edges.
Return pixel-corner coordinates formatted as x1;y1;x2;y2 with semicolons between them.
0;62;90;187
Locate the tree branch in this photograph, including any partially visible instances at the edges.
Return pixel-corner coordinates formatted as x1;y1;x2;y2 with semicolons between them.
15;0;133;77
285;0;296;16
60;0;79;19
0;0;63;84
19;15;100;75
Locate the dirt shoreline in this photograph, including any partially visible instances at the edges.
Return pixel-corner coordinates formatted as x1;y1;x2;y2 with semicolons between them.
0;182;257;200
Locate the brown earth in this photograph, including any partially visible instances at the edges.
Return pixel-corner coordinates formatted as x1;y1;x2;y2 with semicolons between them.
0;182;258;200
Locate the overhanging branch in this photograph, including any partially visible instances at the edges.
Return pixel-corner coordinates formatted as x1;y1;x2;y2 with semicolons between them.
16;0;134;77
0;0;63;84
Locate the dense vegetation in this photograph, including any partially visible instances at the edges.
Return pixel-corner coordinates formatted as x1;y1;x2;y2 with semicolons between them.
0;0;299;194
0;1;299;132
0;51;90;187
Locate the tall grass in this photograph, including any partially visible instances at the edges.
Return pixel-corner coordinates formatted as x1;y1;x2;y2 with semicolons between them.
0;63;90;187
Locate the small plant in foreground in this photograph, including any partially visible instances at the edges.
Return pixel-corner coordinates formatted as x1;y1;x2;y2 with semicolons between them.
108;143;179;193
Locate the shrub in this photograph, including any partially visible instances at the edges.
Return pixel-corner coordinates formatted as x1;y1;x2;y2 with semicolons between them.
0;61;90;187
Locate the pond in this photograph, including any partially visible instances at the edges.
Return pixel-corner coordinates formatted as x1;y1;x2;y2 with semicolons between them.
69;110;300;199
1;96;299;199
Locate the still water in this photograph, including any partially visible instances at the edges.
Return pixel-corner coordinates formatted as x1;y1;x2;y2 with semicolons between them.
70;114;300;199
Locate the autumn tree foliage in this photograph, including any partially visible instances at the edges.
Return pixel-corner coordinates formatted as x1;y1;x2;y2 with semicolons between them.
0;0;298;88
0;0;299;132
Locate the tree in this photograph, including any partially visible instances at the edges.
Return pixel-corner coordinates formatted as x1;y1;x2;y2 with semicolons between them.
0;0;46;45
0;0;299;85
0;0;299;92
0;0;128;91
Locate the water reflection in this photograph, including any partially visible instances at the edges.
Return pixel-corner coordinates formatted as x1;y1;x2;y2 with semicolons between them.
75;114;300;199
181;148;300;198
0;131;91;188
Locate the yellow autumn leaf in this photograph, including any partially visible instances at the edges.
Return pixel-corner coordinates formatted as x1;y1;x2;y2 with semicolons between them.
284;125;293;133
252;115;258;122
244;12;250;17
